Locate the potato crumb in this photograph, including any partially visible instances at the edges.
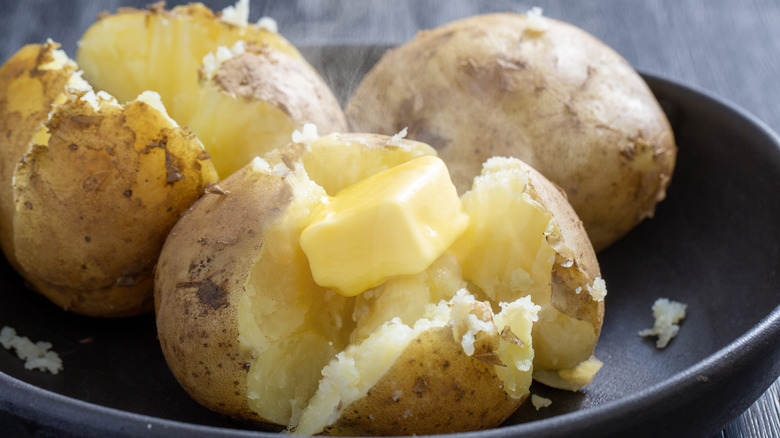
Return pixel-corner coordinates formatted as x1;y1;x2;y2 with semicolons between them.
204;183;230;196
392;389;403;401
449;289;496;356
526;7;550;33
257;16;278;33
638;298;687;349
137;90;177;125
292;123;320;146
531;394;552;410
386;127;408;146
39;41;71;71
201;41;246;78
587;277;607;302
1;326;63;375
460;330;476;356
221;0;250;27
77;90;102;111
95;90;116;103
249;157;272;173
66;76;90;97
271;162;290;177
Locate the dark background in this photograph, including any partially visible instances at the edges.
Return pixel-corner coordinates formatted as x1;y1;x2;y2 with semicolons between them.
0;1;778;437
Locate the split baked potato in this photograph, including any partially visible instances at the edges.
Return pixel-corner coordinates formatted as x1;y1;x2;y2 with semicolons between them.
346;11;676;251
77;1;347;178
155;131;605;434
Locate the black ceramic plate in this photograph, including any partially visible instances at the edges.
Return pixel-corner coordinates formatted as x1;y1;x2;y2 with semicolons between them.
1;45;779;438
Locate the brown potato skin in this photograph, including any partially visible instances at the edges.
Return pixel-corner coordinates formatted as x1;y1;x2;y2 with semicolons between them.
346;13;676;251
155;165;293;423
0;42;76;273
520;160;604;334
12;93;217;317
322;327;524;436
192;44;349;178
211;44;347;136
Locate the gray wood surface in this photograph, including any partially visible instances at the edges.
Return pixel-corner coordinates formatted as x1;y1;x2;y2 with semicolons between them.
1;1;778;437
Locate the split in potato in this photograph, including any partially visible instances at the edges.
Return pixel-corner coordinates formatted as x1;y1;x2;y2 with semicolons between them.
76;2;347;179
155;131;605;434
346;11;677;251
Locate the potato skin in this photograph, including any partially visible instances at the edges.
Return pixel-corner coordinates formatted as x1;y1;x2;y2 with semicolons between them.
191;43;348;178
520;160;603;333
0;42;76;272
455;157;604;387
155;164;293;423
322;326;523;436
346;12;676;251
209;44;346;134
12;92;218;317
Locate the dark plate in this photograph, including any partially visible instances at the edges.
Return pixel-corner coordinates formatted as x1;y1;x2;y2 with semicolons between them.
1;45;779;438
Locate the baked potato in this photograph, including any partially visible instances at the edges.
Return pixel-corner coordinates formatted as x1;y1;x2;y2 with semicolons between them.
155;131;605;434
11;86;217;317
0;41;217;317
76;1;347;178
346;11;676;251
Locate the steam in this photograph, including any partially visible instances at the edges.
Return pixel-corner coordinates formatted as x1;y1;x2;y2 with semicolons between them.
250;0;536;105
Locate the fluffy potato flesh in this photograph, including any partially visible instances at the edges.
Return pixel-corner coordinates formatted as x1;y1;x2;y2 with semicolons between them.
77;2;302;119
452;158;604;375
155;133;605;434
12;89;217;317
346;12;676;251
77;2;347;178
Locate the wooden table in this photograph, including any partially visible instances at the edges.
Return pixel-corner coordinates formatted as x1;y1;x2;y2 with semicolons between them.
1;1;778;437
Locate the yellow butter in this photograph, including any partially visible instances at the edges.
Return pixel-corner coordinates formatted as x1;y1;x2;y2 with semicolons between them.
300;155;468;297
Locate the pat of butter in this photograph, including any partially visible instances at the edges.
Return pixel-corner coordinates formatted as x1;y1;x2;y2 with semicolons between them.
300;155;468;297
